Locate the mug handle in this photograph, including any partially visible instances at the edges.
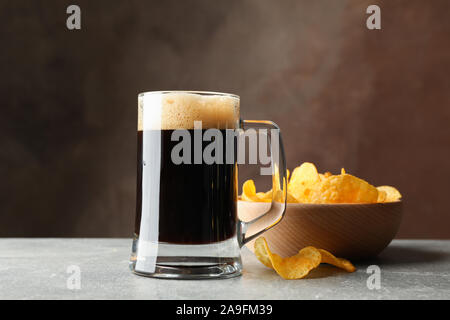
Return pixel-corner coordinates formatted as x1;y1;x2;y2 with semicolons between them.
238;120;287;247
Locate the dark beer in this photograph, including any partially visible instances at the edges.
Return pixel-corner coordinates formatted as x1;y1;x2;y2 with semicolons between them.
135;129;238;244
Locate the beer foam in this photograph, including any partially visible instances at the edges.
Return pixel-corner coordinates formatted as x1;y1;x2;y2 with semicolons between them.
138;92;240;130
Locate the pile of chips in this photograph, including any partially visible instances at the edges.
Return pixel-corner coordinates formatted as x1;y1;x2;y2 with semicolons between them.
241;162;402;204
254;237;356;279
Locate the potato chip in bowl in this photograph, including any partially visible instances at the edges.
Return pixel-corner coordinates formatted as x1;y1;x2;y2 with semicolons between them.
240;162;401;204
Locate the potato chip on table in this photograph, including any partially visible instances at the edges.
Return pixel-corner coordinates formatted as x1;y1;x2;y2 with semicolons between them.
317;249;356;273
254;237;322;279
254;237;356;279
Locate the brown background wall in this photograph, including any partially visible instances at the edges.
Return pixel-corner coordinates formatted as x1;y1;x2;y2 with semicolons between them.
1;0;449;238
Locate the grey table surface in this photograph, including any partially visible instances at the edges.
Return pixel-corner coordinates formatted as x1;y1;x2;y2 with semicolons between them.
0;239;449;300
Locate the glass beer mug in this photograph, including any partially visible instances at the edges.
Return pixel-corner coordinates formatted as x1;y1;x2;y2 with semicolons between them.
130;91;287;279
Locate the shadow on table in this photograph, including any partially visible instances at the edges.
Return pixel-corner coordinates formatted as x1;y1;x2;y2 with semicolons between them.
361;243;449;267
305;244;449;279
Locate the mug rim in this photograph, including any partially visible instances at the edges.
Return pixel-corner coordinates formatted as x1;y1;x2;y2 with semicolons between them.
138;90;240;99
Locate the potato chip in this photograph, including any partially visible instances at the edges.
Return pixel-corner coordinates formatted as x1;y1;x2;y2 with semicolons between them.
262;189;273;200
278;191;291;203
254;237;321;279
254;237;273;269
377;186;402;202
240;162;400;204
319;172;332;181
254;237;356;279
287;192;298;203
309;174;378;204
271;166;289;203
242;180;291;203
288;162;320;203
318;249;356;273
242;180;260;202
271;247;322;280
377;190;387;202
274;189;296;203
255;192;271;203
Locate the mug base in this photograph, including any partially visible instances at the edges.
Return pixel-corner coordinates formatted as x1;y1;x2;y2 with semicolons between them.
130;236;243;279
130;257;242;280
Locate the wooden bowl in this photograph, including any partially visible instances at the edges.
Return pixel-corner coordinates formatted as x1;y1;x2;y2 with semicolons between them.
238;201;403;260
